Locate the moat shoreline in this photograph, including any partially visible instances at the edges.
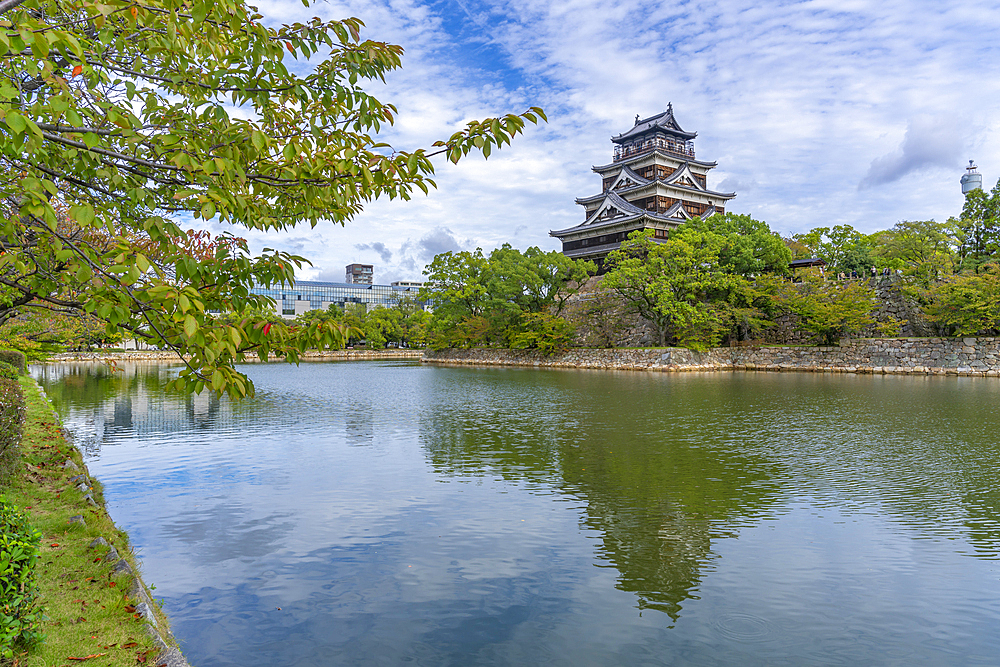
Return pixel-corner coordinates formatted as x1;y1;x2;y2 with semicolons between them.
422;338;1000;376
41;339;1000;377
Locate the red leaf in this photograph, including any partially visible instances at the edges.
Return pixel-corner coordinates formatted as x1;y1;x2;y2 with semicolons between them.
66;654;107;661
285;41;293;52
72;65;83;77
263;323;272;335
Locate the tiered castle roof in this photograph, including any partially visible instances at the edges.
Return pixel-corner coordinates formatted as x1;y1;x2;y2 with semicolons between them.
551;104;736;265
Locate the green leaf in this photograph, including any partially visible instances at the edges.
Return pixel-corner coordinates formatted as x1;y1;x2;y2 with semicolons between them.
4;111;25;133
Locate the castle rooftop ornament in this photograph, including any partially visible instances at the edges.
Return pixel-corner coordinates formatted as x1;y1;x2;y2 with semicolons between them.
550;104;736;268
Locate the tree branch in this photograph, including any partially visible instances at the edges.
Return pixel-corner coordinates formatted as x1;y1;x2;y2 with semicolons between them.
0;0;28;17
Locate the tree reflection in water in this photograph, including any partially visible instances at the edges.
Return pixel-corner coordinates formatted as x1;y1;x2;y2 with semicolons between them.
420;369;784;620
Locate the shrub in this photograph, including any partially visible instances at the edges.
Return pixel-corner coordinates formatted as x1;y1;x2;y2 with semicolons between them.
0;496;43;658
0;350;25;375
0;363;17;381
0;379;25;484
510;312;576;355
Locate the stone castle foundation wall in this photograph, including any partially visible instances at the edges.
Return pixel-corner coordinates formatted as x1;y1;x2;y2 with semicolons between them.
423;338;1000;376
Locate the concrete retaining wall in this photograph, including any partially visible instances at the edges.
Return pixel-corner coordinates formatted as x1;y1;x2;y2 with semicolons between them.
422;338;1000;376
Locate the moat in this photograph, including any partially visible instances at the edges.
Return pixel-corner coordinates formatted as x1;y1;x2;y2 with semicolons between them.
33;361;1000;666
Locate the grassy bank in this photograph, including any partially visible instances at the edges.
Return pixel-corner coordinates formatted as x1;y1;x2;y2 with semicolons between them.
3;378;174;666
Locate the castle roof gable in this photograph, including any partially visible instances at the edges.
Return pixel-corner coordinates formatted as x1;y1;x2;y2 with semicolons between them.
612;103;697;144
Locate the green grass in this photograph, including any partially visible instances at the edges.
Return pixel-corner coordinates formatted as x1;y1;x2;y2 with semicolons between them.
3;379;172;666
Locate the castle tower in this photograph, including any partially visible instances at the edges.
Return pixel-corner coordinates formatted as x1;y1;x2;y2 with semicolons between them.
550;104;736;268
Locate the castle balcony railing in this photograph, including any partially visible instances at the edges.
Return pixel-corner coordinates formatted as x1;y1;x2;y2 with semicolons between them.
614;138;695;162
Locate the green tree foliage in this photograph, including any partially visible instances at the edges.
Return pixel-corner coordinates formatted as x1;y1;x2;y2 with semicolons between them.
678;212;791;276
954;180;1000;274
601;216;788;349
364;306;404;349
0;349;24;374
792;225;876;274
293;300;431;349
602;229;741;349
871;219;956;284
0;0;544;397
0;310;121;357
421;246;593;351
404;309;433;348
922;264;1000;336
778;276;887;344
421;249;491;331
509;312;576;354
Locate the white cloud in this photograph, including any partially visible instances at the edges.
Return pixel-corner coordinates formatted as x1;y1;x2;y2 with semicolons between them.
860;116;964;189
226;0;1000;277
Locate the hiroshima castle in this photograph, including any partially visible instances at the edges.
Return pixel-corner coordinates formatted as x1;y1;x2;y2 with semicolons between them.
551;104;736;267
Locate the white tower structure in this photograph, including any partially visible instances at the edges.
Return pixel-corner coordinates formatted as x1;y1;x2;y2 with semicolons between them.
961;160;983;194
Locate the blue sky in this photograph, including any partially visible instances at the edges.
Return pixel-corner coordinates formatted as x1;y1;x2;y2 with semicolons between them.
242;0;1000;284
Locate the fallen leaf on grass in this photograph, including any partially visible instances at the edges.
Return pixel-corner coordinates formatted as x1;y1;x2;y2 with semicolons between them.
136;648;158;663
124;605;136;613
122;641;138;649
66;654;107;661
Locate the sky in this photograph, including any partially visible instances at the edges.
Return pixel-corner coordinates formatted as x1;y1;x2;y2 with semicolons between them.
228;0;1000;284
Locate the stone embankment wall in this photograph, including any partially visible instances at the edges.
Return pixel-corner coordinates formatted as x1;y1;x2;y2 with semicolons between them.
48;349;423;362
423;337;1000;376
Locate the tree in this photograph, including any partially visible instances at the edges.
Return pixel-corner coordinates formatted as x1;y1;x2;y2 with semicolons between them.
420;249;490;320
508;311;576;355
778;276;885;345
0;0;544;396
953;180;1000;274
404;309;432;347
421;245;592;349
871;219;956;284
602;229;743;349
294;304;343;325
922;264;1000;336
0;308;122;356
678;213;791;276
792;225;875;274
364;306;404;348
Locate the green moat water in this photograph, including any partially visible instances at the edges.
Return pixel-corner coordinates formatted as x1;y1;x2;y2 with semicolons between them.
34;361;1000;666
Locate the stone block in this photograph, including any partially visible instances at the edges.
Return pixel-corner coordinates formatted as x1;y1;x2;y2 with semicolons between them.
111;559;133;576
